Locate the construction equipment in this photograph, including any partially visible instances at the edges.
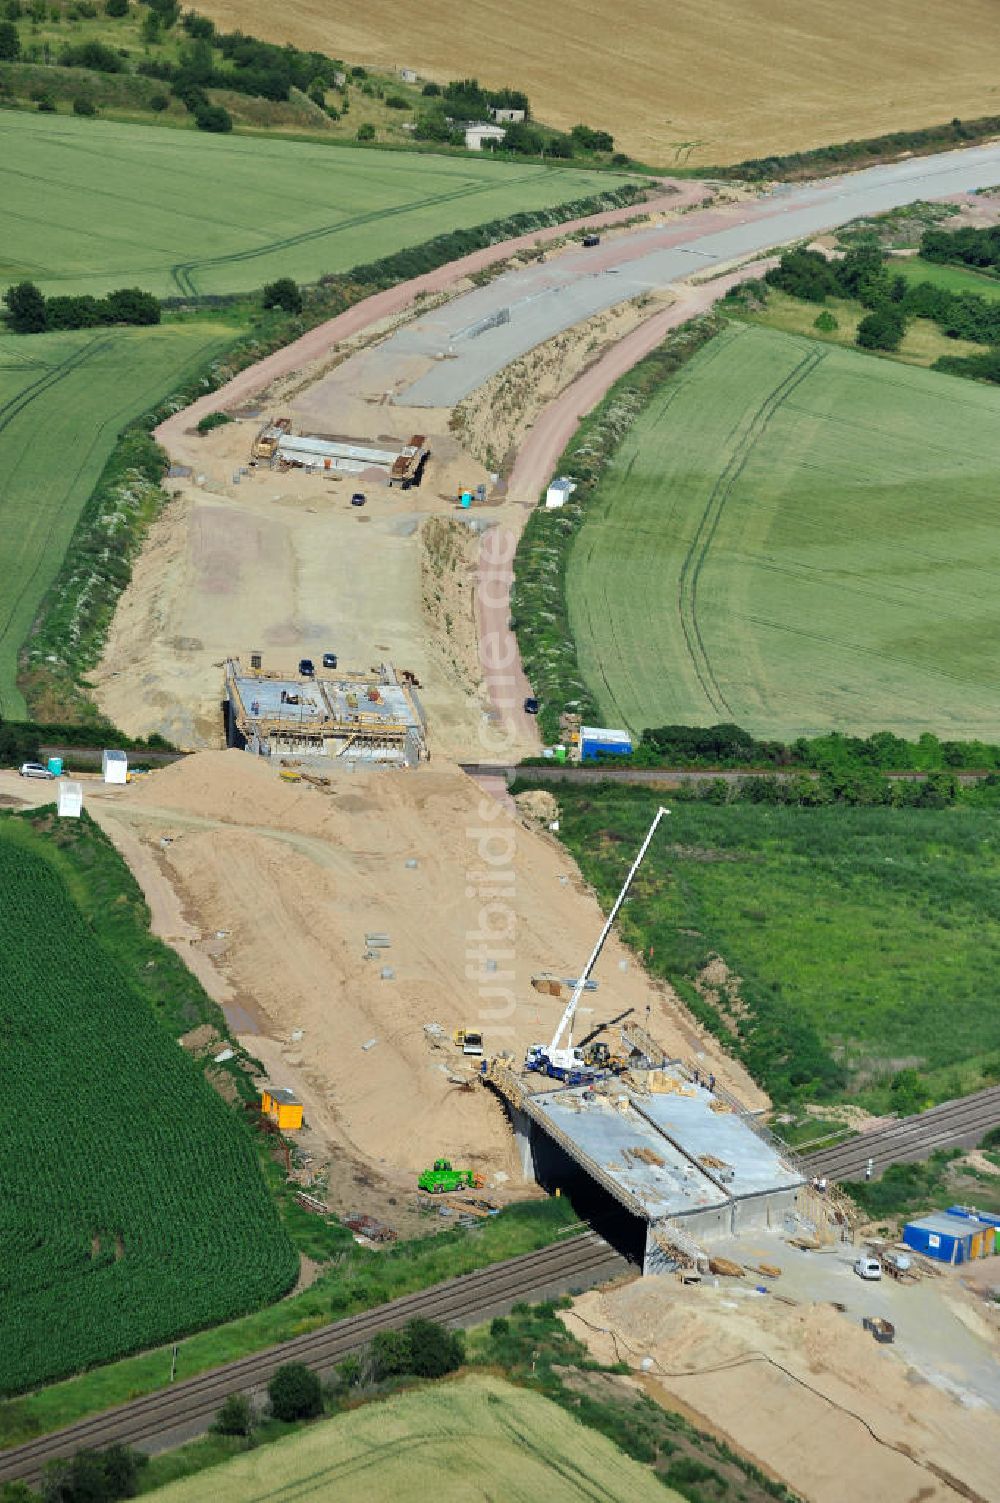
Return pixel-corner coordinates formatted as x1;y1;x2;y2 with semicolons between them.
454;1029;484;1056
418;1159;485;1194
525;806;669;1080
582;1040;627;1071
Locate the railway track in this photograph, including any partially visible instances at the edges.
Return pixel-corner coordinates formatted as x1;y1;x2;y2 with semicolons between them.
0;1231;627;1488
803;1083;1000;1180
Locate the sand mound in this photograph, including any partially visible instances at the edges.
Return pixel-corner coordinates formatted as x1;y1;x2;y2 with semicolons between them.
567;1280;998;1503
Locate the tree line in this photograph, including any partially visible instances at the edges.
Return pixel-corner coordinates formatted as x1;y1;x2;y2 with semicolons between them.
3;281;159;332
635;721;1000;772
756;240;1000;361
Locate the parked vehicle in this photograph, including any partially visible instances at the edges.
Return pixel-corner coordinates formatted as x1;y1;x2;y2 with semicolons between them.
583;233;601;247
523;696;539;715
453;1028;484;1056
322;652;338;670
854;1256;882;1281
298;658;315;677
19;763;54;779
351;492;366;507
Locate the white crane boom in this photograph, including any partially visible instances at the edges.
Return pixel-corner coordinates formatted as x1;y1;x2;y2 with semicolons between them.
549;805;669;1055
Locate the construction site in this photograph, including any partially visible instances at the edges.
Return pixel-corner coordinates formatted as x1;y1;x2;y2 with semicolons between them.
224;656;426;765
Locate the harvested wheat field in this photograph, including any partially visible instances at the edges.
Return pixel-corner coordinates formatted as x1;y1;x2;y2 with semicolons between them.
199;0;1000;165
112;752;763;1182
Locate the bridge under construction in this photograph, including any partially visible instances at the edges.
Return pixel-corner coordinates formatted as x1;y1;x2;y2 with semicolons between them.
224;657;426;765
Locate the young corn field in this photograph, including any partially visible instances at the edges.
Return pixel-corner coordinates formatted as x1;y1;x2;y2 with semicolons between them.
0;814;297;1394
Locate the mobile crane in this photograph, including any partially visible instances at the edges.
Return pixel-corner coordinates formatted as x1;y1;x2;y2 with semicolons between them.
525;805;669;1081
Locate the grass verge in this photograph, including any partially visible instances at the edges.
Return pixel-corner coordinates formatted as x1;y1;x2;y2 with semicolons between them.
520;783;1000;1108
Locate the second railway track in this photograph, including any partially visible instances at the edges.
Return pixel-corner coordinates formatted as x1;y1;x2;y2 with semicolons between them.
804;1083;1000;1179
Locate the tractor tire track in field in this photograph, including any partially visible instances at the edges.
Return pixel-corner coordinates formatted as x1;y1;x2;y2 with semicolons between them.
169;172;548;296
676;340;826;718
0;338;113;719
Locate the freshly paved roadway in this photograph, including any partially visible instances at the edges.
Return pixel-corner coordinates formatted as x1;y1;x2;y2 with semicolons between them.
397;142;1000;407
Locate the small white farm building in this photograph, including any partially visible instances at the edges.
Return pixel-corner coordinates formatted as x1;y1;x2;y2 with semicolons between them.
102;749;128;785
491;107;525;123
465;123;507;151
546;476;577;509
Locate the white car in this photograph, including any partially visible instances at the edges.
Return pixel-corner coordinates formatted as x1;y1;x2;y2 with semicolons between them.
19;762;55;779
854;1256;882;1281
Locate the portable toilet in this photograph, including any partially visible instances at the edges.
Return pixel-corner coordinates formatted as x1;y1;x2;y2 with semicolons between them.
945;1206;998;1256
47;756;63;776
460;491;472;508
102;749;128;785
57;781;83;819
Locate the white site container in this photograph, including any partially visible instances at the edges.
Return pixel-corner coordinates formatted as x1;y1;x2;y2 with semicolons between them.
58;781;83;818
102;749;128;785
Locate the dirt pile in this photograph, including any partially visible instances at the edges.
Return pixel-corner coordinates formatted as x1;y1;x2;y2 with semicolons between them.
566;1280;998;1503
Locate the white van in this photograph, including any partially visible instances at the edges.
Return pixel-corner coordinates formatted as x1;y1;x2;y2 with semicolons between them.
854;1256;882;1281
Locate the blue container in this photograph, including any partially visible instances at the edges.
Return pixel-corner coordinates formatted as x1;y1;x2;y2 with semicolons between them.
460;492;472;508
47;756;63;776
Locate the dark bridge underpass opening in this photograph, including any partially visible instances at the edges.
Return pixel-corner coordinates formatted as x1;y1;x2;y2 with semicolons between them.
530;1120;647;1265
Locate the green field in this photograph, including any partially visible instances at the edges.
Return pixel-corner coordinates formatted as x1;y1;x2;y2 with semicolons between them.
545;786;1000;1104
0;811;296;1394
566;322;1000;740
0;320;232;718
889;255;1000;298
149;1375;678;1503
0;111;630;297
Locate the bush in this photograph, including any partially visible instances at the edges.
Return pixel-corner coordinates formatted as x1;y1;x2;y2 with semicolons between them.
194;102;232;132
261;276;302;314
813;310;838;332
570;122;613;153
72;95;97;115
369;1319;464;1381
36;93;56;111
196;410;231;434
356;121;375;141
0;18;19;58
105;0;127;13
268;1362;323;1422
4;280;47;333
149;91;169;111
406;1317;465;1378
385;93;410;109
856;303;906;351
212;1393;252;1437
42;1443;148;1502
60;39;124;71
